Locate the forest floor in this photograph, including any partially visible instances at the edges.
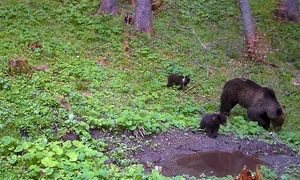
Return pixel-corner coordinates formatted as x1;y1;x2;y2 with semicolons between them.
87;129;300;179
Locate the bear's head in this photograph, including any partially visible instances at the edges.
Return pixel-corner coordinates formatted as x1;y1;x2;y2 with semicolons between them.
271;106;286;131
216;113;227;126
183;76;190;86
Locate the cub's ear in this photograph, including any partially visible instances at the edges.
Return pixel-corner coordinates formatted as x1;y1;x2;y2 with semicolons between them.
216;114;223;120
282;105;286;110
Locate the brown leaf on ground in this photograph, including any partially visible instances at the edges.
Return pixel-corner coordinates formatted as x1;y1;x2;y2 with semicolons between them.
255;166;263;180
97;58;109;67
56;95;71;110
235;165;262;180
28;42;43;51
8;58;33;76
32;64;49;72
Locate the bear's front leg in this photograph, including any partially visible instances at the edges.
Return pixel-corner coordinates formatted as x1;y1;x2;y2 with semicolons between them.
206;127;214;138
212;126;219;138
247;108;268;129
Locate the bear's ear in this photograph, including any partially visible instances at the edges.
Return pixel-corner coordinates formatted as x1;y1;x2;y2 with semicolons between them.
216;114;222;120
282;105;286;110
265;88;276;98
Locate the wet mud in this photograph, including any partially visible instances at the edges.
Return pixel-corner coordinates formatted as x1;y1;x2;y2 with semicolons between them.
135;129;300;178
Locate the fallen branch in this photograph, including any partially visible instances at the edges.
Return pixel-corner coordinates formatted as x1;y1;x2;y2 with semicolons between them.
183;60;209;94
179;26;209;94
180;26;208;52
256;59;279;68
269;132;284;145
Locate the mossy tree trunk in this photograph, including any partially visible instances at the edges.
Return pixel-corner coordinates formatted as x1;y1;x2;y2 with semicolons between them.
238;0;256;58
134;0;153;33
93;0;118;16
275;0;300;23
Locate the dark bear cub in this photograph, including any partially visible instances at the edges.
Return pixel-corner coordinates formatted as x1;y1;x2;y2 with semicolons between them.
220;78;286;131
167;74;190;90
200;113;227;138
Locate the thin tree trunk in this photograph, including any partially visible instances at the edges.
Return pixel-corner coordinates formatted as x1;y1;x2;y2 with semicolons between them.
238;0;256;58
135;0;153;33
130;0;135;5
93;0;118;16
275;0;300;23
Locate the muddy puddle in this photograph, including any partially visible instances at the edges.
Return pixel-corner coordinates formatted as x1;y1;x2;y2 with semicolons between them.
90;129;300;178
165;150;269;177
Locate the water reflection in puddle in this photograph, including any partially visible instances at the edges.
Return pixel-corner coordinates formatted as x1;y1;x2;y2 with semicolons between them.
165;150;269;177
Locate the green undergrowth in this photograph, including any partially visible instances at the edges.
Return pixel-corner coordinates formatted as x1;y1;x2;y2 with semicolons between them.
0;0;300;179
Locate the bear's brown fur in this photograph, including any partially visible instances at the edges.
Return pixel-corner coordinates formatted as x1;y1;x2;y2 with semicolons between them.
220;78;285;131
200;113;227;138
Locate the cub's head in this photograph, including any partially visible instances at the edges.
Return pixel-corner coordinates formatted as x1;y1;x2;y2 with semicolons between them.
183;76;190;86
215;113;227;126
271;106;286;131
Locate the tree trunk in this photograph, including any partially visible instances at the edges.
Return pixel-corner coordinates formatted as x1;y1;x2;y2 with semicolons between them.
134;0;153;33
275;0;300;23
238;0;256;58
93;0;118;16
129;0;135;5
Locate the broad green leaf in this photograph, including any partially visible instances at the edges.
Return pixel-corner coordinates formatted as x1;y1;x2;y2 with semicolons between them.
23;153;35;160
72;140;83;148
66;151;78;161
14;145;23;152
63;141;72;148
129;125;137;131
69;113;74;120
126;121;133;126
52;146;63;155
41;157;58;167
1;136;17;146
99;169;108;178
45;167;54;175
22;142;32;149
8;154;18;164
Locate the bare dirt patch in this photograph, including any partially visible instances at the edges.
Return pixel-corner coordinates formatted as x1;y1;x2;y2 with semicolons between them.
89;128;300;178
136;129;300;178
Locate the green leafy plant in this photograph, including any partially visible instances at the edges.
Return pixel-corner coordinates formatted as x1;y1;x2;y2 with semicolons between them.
260;165;277;180
220;116;266;139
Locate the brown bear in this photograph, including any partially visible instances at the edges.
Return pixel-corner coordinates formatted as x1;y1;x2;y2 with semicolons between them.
200;113;227;138
167;74;190;90
220;78;286;131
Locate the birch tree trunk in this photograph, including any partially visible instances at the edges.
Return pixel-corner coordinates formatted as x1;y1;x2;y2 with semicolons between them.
238;0;256;58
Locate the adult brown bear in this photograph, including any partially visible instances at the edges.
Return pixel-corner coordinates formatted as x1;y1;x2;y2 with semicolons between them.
220;78;286;131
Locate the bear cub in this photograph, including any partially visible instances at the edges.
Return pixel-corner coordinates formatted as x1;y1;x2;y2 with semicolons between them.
167;74;190;90
220;78;286;131
200;113;227;138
